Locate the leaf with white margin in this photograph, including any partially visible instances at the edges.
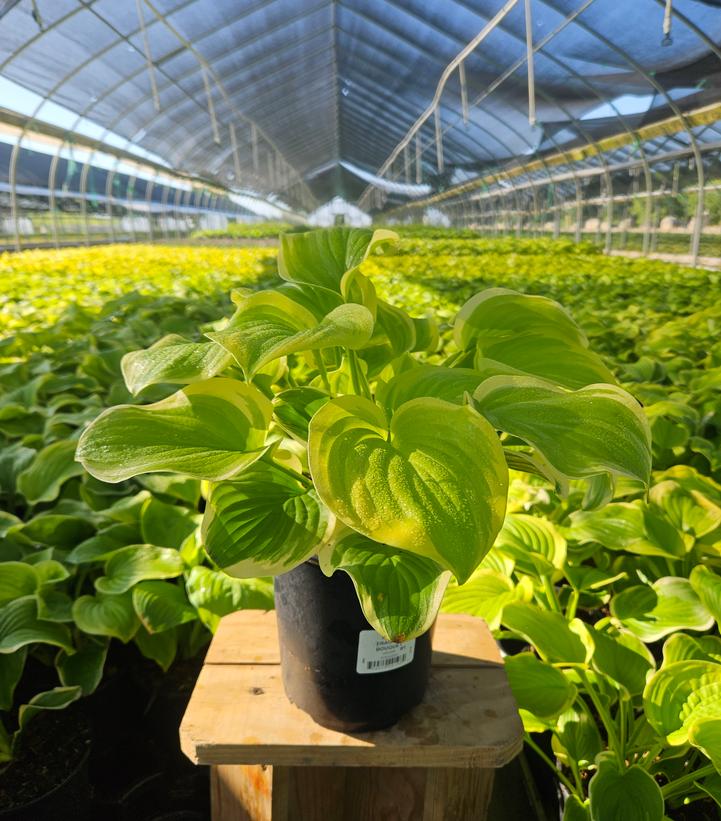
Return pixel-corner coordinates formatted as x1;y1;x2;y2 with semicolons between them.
76;378;272;483
319;531;449;643
202;462;331;577
207;292;373;379
278;226;397;292
474;376;651;486
94;545;184;594
308;396;508;583
588;753;663;821
663;633;721;665
18;686;82;731
378;366;485;413
121;334;232;395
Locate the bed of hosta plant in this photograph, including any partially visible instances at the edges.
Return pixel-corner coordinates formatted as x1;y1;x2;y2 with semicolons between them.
190;220;298;240
1;233;720;821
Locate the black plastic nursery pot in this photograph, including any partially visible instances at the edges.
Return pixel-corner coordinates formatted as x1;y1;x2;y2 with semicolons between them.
274;558;434;733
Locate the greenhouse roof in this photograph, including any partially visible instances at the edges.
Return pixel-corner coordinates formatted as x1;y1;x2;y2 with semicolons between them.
1;0;721;211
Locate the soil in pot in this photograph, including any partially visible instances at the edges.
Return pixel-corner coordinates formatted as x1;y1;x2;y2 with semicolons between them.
274;558;434;733
0;702;92;821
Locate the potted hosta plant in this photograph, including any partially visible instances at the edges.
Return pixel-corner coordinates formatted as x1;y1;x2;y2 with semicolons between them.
76;227;652;731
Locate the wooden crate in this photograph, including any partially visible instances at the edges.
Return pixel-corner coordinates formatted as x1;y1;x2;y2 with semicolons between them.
180;610;523;820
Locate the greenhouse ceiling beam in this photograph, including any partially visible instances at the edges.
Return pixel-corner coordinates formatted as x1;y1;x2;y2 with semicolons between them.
138;0;317;204
356;0;521;209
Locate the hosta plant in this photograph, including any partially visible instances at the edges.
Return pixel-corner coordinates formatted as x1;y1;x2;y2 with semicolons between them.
76;227;652;643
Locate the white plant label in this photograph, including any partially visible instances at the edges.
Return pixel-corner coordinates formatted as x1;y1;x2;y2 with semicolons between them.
355;630;415;674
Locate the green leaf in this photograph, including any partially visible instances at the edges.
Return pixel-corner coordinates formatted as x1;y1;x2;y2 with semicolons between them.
77;378;272;482
378;366;485;413
0;596;73;653
502;603;588;663
441;570;532;630
494;514;566;576
185;566;273;631
131;581;197;633
72;592;139;642
454;288;615;388
94;545;184;594
16;440;85;504
689;719;721;773
308;396;508;583
320;531;449;642
202;463;330;577
18;686;82;731
208;294;374;379
563;795;591;821
0;647;26;710
612;578;714;642
663;633;721;665
554;708;603;768
13;513;96;549
67;523;141;563
474;377;651;486
56;640;108;695
589;629;655;695
121;334;232;395
568;501;687;559
273;387;330;441
134;626;177;671
0;562;38;604
140;496;198;549
278;227;397;292
588;753;663;821
644;660;721;746
650;480;721;542
689;566;721;627
504;652;576;720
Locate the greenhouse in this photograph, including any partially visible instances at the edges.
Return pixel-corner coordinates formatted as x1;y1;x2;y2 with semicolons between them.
1;1;721;820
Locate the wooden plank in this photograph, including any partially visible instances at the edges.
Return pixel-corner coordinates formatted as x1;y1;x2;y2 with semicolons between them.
204;611;502;668
181;662;523;768
211;764;272;821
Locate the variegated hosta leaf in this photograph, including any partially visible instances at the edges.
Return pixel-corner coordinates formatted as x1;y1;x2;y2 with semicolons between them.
690;566;721;627
319;531;449;643
474;376;652;486
644;659;721;746
454;288;614;389
494;513;566;577
202;463;331;577
441;569;532;630
278;227;397;292
273;387;330;442
378;365;485;413
76;378;272;482
588;754;663;821
121;334;232;395
308;396;508;583
207;291;374;379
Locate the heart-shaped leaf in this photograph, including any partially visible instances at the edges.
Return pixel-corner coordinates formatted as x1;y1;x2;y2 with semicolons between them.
140;497;198;549
319;531;449;642
185;566;273;631
588;753;663;821
378;366;486;413
495;514;566;576
474;377;651;485
278;227;397;292
689;720;721;774
273;388;330;442
131;581;197;633
135;627;177;671
17;440;85;504
0;648;26;710
308;396;508;583
56;640;108;695
208;293;374;379
504;652;577;721
202;463;330;577
121;334;232;395
689;566;721;627
0;562;38;605
94;545;184;594
663;633;721;665
72;592;139;642
589;628;655;695
77;378;272;482
18;686;82;731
